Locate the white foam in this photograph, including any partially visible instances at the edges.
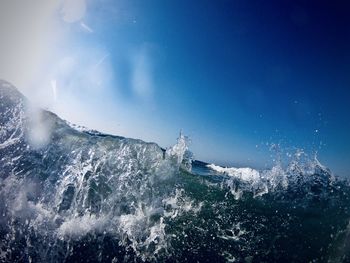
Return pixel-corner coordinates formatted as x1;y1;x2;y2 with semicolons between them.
163;189;203;218
58;214;108;238
207;164;260;182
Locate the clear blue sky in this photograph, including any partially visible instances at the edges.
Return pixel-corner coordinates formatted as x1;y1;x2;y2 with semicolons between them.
65;0;350;175
7;1;349;174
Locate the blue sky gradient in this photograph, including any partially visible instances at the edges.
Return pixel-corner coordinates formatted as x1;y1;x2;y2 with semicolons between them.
1;0;349;174
79;0;349;174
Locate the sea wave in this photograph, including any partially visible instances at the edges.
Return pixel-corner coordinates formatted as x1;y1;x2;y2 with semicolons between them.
206;151;335;199
1;80;350;262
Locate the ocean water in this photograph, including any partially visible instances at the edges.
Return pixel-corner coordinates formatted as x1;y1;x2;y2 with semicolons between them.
1;79;350;263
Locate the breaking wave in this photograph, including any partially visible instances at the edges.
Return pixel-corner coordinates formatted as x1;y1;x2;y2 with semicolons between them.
206;150;335;199
1;80;350;262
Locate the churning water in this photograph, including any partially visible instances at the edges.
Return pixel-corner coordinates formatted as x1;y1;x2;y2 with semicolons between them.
1;80;350;262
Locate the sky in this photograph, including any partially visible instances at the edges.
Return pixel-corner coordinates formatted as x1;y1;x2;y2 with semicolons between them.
0;0;349;175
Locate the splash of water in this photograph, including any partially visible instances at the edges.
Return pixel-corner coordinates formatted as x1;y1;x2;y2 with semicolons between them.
1;80;350;262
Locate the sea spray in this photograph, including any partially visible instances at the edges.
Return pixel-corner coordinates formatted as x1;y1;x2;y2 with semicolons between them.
1;80;350;262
